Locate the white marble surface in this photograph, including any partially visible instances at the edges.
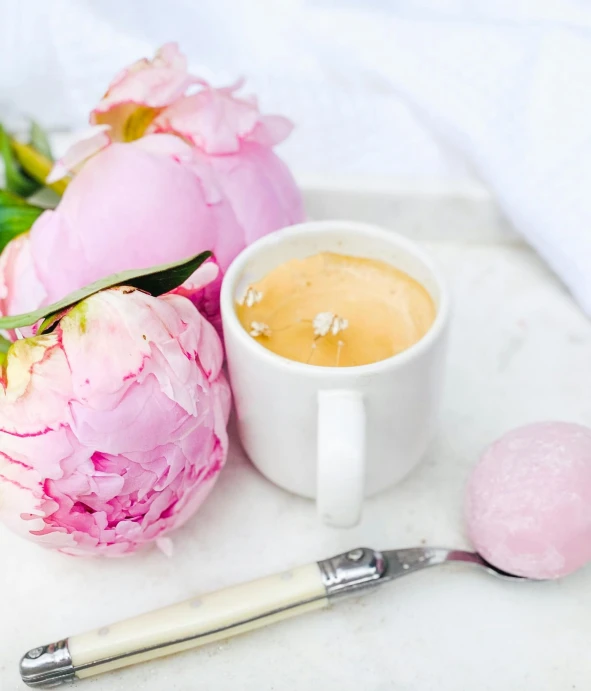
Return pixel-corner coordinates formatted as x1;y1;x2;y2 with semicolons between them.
2;239;591;691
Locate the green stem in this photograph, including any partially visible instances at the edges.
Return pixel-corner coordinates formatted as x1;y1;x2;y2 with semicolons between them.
10;140;68;196
0;334;11;367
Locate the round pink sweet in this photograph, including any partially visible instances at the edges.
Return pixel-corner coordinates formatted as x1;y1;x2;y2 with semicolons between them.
465;421;591;579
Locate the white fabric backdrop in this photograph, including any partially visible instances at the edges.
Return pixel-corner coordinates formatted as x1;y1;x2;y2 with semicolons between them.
0;0;471;178
1;0;591;315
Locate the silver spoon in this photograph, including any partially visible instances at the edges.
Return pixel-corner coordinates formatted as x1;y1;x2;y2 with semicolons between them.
19;546;526;688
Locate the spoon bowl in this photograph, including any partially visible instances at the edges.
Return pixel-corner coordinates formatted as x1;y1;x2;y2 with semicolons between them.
382;547;528;582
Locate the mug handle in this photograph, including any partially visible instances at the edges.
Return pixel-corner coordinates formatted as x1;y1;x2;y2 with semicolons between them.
317;390;366;527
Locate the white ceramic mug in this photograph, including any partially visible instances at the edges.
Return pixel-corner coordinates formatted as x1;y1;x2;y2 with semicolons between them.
221;220;450;527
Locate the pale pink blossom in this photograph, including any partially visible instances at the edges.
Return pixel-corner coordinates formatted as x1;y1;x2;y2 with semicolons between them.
48;42;200;180
14;44;304;326
0;287;230;556
3;137;243;329
49;43;297;183
3;125;302;328
0;234;46;318
150;80;293;154
91;42;201;141
32;138;245;301
46;125;111;183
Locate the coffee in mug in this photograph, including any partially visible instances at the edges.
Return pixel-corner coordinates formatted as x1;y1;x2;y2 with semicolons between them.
235;251;436;367
221;221;450;528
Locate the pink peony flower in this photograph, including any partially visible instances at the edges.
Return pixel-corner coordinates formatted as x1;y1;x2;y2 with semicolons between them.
48;43;295;178
29;137;246;305
91;42;200;140
2;133;284;329
10;43;304;326
0;233;46;318
149;79;293;155
0;287;230;556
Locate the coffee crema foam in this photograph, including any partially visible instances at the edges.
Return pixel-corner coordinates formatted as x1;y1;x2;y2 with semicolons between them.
236;251;436;367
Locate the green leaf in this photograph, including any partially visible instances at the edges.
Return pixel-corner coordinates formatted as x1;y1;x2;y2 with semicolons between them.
0;335;10;367
0;207;43;251
0;189;45;252
0;125;41;197
0;335;11;353
0;189;30;207
37;309;70;335
10;139;66;196
0;250;212;332
29;121;53;161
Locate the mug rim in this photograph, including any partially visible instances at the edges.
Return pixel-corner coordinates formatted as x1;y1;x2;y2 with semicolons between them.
220;219;450;376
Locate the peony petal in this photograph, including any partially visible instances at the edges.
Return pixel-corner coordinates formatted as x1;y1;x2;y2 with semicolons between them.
29;142;245;297
130;131;194;160
205;141;305;246
0;233;47;321
0;281;230;556
172;260;223;336
156;536;174;557
152;89;260;154
90;44;202;143
29;209;90;305
160;293;224;379
0;336;72;434
247;115;294;148
183;260;220;292
153;42;187;71
59;291;150;407
88;473;126;502
70;375;189;455
47;125;112;182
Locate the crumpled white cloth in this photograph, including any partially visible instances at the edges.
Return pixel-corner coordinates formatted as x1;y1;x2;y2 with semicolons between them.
1;0;590;315
304;2;591;316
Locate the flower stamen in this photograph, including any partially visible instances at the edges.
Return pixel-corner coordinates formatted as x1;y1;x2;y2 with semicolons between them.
249;321;271;338
312;312;348;338
239;286;263;308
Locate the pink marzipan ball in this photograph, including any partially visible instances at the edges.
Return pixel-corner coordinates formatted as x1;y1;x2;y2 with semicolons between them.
465;421;591;579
